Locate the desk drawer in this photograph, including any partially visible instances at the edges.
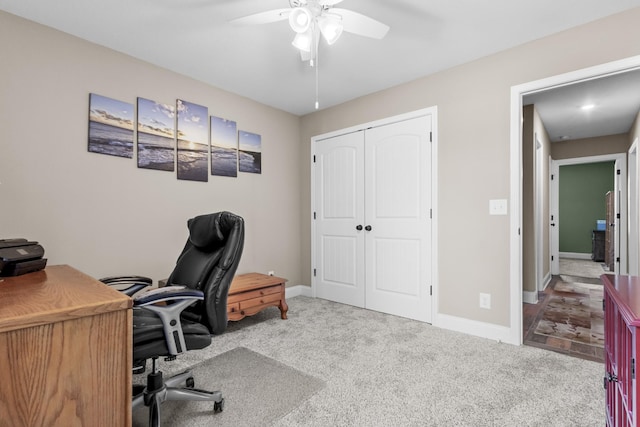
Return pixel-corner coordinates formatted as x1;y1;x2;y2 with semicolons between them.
228;285;281;304
239;292;281;310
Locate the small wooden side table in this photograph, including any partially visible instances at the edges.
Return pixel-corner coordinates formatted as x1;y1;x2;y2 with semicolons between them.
227;273;288;321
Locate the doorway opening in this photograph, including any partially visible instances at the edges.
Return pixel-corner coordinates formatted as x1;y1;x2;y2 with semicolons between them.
523;155;623;361
509;55;640;346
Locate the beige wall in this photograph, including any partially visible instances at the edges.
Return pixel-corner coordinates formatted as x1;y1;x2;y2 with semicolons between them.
551;134;630;160
0;11;303;284
300;8;640;327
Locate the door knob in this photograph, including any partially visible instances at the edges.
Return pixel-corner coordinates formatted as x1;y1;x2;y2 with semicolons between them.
550;223;556;227
365;225;372;231
356;225;363;231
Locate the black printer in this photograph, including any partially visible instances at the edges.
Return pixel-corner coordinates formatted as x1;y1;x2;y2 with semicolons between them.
0;238;47;276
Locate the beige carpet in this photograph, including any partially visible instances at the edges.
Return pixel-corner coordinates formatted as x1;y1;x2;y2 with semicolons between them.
141;296;605;426
132;347;324;426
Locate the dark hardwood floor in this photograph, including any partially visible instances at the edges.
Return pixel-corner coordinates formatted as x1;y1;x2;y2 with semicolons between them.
523;275;604;363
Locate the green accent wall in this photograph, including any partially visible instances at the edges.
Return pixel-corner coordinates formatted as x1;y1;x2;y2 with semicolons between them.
559;161;614;254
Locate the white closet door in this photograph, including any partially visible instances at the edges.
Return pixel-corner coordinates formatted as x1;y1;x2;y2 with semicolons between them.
364;116;432;322
314;131;366;307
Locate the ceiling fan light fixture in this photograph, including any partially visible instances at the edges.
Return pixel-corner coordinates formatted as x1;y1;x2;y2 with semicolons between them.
318;14;343;45
292;31;313;52
289;7;312;33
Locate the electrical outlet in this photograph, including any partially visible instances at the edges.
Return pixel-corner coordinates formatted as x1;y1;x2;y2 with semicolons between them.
479;293;491;309
268;270;275;276
489;199;508;215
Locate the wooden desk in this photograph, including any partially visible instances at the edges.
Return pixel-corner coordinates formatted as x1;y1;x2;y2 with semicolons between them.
227;273;288;321
0;265;132;426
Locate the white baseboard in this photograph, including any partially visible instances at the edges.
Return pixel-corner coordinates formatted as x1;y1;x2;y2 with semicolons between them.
523;290;538;304
434;313;518;345
524;272;552;304
542;272;552;290
285;285;312;299
560;252;592;260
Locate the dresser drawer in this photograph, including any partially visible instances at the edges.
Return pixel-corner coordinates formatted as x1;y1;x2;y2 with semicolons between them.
227;302;240;314
239;292;281;310
228;284;281;304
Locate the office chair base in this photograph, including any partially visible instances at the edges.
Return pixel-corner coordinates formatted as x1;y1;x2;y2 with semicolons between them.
133;368;224;427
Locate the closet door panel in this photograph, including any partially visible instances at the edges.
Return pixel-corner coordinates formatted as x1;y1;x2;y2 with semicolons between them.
365;116;432;322
314;131;366;307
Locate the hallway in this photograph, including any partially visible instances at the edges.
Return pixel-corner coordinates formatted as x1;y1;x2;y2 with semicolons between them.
523;258;605;362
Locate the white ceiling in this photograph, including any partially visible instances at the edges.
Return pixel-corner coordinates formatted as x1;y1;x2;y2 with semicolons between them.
524;69;640;142
2;0;640;124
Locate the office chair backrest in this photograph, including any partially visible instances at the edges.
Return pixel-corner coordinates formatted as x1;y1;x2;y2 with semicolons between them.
167;211;244;334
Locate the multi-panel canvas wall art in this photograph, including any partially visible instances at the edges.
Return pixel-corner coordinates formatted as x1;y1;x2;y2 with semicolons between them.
238;130;262;174
176;99;209;182
210;116;238;177
88;93;134;158
137;98;175;171
87;92;265;180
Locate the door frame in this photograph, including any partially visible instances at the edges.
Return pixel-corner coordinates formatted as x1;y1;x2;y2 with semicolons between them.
629;139;639;275
510;55;640;345
549;154;627;274
310;106;439;323
534;133;546;292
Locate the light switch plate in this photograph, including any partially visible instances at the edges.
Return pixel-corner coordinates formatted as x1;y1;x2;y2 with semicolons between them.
489;199;508;215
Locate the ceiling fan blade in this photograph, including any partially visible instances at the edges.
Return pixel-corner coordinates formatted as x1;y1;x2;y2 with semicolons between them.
229;9;291;26
332;8;389;39
319;0;344;5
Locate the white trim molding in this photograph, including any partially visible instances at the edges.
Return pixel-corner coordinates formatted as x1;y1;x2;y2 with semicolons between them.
559;252;592;260
286;285;313;299
436;313;518;345
523;291;539;305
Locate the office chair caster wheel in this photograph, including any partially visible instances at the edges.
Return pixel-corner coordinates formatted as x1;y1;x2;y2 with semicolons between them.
186;377;195;388
214;398;224;413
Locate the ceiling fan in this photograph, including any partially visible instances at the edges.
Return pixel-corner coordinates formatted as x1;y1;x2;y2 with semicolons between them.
230;0;390;63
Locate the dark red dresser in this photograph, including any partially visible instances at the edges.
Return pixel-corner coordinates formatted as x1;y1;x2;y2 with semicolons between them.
602;274;640;427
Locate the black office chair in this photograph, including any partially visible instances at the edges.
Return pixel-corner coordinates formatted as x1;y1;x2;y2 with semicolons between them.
101;211;244;427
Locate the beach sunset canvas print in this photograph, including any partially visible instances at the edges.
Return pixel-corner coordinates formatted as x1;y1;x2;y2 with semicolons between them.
137;98;175;171
210;116;238;177
177;99;208;182
88;93;134;158
238;130;262;174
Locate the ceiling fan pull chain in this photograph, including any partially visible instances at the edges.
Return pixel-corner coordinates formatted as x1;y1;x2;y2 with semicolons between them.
315;50;319;109
315;31;320;110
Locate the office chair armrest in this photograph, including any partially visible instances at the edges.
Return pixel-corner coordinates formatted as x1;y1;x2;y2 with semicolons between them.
133;285;204;306
100;275;152;296
100;275;153;285
134;286;205;356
